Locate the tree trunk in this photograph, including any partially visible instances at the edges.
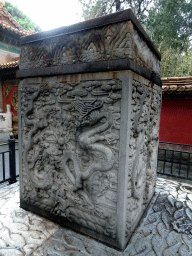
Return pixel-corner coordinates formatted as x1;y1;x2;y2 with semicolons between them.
115;0;121;11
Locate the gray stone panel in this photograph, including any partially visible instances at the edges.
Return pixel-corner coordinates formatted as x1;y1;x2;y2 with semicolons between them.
19;72;122;249
125;74;161;243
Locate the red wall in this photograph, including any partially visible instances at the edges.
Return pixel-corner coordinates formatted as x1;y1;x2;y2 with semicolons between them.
159;96;192;145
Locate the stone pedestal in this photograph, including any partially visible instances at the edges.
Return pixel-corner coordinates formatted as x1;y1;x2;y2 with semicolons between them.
17;9;162;250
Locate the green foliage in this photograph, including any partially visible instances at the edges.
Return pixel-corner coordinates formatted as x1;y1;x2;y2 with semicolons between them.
4;1;41;32
81;0;108;20
79;0;153;23
146;0;192;77
146;0;192;53
161;48;192;77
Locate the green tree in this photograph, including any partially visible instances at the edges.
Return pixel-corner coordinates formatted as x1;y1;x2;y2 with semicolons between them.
161;48;192;77
5;1;41;32
79;0;154;23
146;0;192;77
146;0;192;53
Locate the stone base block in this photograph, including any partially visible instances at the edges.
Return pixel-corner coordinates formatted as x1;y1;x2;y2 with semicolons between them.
19;70;161;250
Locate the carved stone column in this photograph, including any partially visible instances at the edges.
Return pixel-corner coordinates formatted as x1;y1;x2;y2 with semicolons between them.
17;9;162;251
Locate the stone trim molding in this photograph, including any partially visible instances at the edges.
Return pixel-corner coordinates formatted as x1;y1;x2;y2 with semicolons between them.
16;57;162;86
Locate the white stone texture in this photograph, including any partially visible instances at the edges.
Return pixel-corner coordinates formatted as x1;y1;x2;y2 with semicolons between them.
0;181;59;256
2;177;192;255
25;178;192;255
133;27;160;75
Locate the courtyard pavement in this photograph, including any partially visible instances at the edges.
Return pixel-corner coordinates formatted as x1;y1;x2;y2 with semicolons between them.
1;176;192;255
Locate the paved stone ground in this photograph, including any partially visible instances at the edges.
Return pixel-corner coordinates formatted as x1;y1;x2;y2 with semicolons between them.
0;180;59;256
1;176;192;255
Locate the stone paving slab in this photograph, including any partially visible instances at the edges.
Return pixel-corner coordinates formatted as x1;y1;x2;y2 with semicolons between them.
0;180;60;256
124;178;192;256
1;177;192;255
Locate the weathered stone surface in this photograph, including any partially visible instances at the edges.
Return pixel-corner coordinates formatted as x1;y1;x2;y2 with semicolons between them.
19;71;161;250
125;75;161;241
2;177;192;255
33;228;120;256
0;181;59;256
124;178;192;256
18;9;161;250
19;14;160;76
20;72;121;246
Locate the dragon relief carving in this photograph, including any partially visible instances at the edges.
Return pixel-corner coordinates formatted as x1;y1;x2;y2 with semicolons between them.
21;79;121;238
126;80;161;237
131;81;161;201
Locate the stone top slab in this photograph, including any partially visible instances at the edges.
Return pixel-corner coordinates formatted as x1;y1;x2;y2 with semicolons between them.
20;9;160;60
17;9;161;80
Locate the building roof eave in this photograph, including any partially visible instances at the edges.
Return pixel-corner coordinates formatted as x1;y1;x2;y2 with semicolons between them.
162;77;192;94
